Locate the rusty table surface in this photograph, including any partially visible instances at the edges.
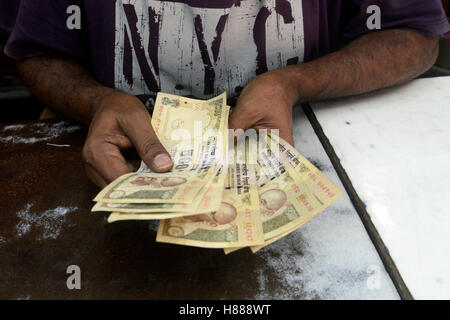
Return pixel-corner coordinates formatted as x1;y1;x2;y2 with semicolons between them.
0;120;277;300
0;118;399;300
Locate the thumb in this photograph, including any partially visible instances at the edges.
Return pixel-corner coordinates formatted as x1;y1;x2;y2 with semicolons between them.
138;136;173;173
119;110;173;173
272;128;295;148
229;105;255;132
261;117;295;147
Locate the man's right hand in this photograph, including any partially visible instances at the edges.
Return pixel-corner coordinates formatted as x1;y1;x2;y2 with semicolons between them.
82;91;173;187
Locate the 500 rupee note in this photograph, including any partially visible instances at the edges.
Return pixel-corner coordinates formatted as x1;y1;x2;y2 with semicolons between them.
156;162;263;248
105;167;226;222
225;134;343;254
248;135;344;253
93;169;213;204
148;92;229;172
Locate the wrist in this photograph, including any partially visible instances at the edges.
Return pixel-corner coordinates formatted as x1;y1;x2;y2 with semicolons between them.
87;86;118;117
90;88;142;119
265;68;302;106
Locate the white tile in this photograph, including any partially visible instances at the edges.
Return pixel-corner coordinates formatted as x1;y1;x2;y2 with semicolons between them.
311;76;450;299
254;106;399;299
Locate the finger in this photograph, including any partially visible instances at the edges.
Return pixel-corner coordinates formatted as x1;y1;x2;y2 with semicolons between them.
118;108;173;173
254;119;294;147
103;133;139;167
277;126;295;147
103;133;133;150
268;110;294;147
83;141;133;183
96;145;134;182
279;114;295;147
276;131;295;147
229;104;256;132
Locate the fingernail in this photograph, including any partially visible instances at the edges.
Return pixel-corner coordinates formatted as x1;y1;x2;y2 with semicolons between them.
153;153;172;169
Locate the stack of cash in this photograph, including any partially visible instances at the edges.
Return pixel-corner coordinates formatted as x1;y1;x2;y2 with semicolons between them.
92;92;343;253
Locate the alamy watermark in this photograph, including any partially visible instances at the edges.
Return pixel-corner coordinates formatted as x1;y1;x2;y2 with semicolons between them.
367;5;382;30
166;121;281;168
66;265;81;290
65;4;383;32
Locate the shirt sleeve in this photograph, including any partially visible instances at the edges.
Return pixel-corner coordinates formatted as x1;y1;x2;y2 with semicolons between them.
341;0;450;43
4;0;89;63
0;1;21;34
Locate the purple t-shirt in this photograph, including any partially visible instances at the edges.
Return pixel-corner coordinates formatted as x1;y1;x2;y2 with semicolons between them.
0;1;20;33
3;0;449;105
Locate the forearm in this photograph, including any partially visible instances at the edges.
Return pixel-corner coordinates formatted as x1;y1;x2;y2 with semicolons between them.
16;56;116;125
276;29;440;104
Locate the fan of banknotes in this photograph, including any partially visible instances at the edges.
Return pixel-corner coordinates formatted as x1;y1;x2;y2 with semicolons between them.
92;92;343;254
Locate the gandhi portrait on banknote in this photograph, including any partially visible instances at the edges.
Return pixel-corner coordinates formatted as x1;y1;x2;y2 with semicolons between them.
259;189;287;217
164;202;238;237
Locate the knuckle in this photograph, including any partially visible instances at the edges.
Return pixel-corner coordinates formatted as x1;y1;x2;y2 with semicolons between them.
82;141;97;164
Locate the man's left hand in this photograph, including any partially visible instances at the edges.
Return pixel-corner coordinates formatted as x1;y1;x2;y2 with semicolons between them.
229;69;298;146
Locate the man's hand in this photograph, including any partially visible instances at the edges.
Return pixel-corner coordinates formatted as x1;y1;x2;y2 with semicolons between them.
82;91;173;187
16;56;173;188
229;70;299;146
